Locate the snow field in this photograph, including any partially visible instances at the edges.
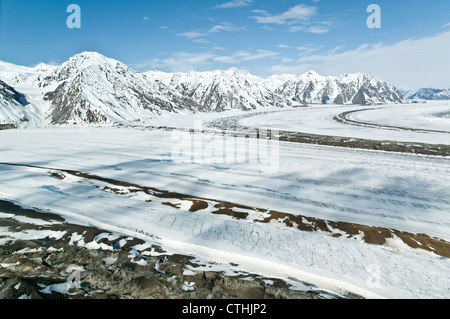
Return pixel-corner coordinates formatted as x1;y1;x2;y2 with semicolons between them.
0;127;449;298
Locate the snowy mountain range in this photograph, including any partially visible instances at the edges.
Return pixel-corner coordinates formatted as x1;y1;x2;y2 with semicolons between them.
0;51;408;127
39;52;200;124
274;71;405;106
0;80;29;109
403;88;450;101
145;68;289;112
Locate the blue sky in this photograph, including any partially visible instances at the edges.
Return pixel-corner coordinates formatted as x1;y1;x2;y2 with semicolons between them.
1;0;450;89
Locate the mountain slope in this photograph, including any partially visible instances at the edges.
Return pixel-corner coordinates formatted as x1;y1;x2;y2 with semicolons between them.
0;80;29;107
0;52;407;127
147;69;406;110
0;80;30;125
276;71;406;105
145;68;289;112
0;61;58;127
39;52;200;124
407;88;450;100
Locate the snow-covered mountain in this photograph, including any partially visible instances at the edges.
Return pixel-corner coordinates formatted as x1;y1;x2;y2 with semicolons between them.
0;60;56;127
0;51;407;127
39;52;199;124
261;73;298;92
0;80;29;107
0;80;30;125
406;88;450;100
276;71;406;105
147;69;407;110
145;68;289;112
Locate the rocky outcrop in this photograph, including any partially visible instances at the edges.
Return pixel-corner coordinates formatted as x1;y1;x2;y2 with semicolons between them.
0;200;329;299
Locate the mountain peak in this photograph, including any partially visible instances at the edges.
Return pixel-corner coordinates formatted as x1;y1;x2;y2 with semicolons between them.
43;51;127;83
336;72;378;83
306;70;320;76
222;67;250;76
298;70;325;82
73;51;107;59
32;62;57;74
66;51;119;68
1;53;408;127
408;87;450;100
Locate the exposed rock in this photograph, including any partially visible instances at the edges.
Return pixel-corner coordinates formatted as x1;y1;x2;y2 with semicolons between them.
0;278;43;299
0;200;328;300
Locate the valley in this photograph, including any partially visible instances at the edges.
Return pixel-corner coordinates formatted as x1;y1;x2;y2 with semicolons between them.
1;52;449;299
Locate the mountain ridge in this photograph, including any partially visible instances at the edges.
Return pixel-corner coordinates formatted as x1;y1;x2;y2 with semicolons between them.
405;88;450;100
0;51;408;127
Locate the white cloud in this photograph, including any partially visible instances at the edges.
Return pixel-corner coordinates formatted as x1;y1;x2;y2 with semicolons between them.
177;31;205;39
304;25;330;34
296;45;325;56
213;50;278;64
208;23;243;33
288;25;331;33
150;52;218;72
177;31;209;43
328;45;345;55
177;23;243;42
269;31;450;89
251;4;333;34
251;9;268;15
34;60;60;67
252;5;317;25
442;22;450;28
192;39;210;44
213;0;253;10
147;49;278;72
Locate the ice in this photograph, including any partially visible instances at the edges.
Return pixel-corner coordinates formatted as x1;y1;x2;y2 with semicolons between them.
102;255;118;266
0;105;449;298
239;103;450;145
69;233;85;246
0;226;66;243
39;282;77;296
183;269;197;276
182;281;196;292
